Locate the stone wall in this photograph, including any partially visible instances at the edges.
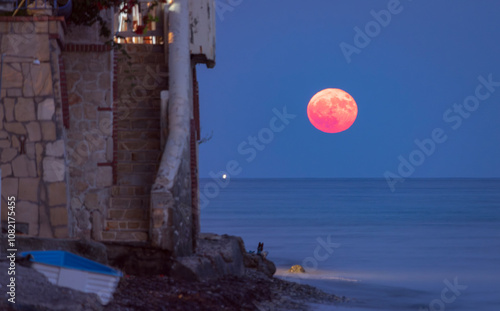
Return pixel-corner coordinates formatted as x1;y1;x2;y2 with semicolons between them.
55;10;115;240
0;17;69;238
62;47;114;239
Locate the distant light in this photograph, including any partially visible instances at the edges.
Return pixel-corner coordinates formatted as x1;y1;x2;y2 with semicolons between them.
33;59;40;65
222;174;227;180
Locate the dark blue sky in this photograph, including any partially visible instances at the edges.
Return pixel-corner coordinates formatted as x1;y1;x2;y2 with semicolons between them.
197;0;500;179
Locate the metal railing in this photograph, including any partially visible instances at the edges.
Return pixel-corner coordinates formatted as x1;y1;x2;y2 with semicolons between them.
114;0;164;44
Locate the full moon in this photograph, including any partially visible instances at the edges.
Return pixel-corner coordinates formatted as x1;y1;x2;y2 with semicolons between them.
307;88;358;133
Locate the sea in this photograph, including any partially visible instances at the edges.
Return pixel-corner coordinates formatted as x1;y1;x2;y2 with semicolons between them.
199;178;500;311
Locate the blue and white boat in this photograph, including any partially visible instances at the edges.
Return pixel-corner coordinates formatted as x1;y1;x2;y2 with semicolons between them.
20;250;122;305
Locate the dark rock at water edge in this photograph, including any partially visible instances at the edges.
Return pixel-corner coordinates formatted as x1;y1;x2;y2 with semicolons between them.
103;241;173;276
171;233;276;281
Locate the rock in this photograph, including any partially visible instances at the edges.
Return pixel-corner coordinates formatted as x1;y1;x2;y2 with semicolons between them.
243;252;277;278
106;267;343;311
104;242;172;276
198;232;221;240
170;233;276;281
0;260;103;311
171;234;245;281
288;264;306;273
171;256;217;281
197;233;245;276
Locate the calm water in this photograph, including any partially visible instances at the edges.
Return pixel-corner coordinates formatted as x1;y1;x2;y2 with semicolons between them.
200;178;500;311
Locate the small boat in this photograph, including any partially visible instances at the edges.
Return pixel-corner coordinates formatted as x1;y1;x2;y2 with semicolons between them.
20;250;122;305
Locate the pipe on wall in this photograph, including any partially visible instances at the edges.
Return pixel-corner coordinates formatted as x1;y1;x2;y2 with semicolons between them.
153;0;190;192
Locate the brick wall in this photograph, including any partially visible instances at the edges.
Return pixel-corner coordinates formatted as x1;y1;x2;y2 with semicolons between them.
107;45;167;242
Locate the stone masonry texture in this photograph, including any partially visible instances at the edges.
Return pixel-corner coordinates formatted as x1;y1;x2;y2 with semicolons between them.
1;17;69;238
1;12;198;252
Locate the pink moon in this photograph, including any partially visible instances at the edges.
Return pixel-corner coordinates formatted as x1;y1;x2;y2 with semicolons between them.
307;88;358;133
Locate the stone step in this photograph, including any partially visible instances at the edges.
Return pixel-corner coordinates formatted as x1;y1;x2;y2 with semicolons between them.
117;140;160;153
116;67;168;78
111;185;152;197
114;98;162;109
117;108;162;120
115;129;160;141
123;44;164;53
117;59;166;66
116;163;159;175
115;65;168;85
105;207;150;242
114;83;168;94
106;45;167;244
115;119;161;131
110;196;150;209
115;92;165;103
101;230;149;242
116;150;162;162
115;173;157;187
104;220;149;232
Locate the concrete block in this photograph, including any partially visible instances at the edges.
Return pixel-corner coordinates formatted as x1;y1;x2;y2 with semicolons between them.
43;156;65;182
4;122;27;135
41;122;56;141
26;122;42;142
18;178;40;202
37;98;55;120
50;207;68;226
47;182;67;206
1;177;19;200
12;155;37;177
46;139;65;157
1;148;17;162
15;98;36;121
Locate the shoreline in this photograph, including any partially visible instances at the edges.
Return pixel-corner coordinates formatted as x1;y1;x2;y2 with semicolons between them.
105;269;347;311
0;234;350;311
0;259;348;311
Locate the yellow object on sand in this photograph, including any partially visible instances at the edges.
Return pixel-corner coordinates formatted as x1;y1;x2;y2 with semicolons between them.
288;265;305;273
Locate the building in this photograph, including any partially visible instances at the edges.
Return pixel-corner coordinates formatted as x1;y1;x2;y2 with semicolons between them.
0;0;215;257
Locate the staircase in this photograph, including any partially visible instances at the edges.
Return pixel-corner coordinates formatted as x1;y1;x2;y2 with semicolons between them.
106;45;168;242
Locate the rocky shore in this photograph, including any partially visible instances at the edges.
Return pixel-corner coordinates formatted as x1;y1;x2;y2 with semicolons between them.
105;270;343;311
1;234;348;310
